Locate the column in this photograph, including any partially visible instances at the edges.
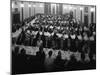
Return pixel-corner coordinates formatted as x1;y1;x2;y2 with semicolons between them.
80;7;83;23
20;2;24;22
59;3;62;15
28;3;31;17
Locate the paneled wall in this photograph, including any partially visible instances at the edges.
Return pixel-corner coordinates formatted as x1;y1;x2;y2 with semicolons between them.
12;1;44;22
12;1;96;25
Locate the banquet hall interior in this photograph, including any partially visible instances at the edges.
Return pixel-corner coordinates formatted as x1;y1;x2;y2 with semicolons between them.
11;0;96;74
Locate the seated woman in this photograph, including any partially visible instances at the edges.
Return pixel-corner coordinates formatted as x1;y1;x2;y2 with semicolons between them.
44;51;55;71
35;47;45;72
82;43;90;63
54;51;65;71
37;37;43;52
67;35;71;51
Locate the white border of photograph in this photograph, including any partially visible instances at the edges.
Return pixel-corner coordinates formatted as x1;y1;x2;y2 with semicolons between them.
0;0;100;75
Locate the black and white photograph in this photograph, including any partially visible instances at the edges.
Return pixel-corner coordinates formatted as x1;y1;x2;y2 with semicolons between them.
11;0;96;74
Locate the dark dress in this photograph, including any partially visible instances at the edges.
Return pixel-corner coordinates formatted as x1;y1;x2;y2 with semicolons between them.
54;55;65;71
35;51;45;72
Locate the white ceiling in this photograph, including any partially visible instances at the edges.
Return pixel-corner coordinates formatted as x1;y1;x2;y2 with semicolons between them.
16;0;96;5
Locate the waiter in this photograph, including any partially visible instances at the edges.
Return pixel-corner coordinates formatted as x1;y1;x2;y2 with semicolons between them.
37;37;43;52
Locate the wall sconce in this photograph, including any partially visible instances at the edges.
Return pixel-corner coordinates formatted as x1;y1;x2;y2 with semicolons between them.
20;3;24;8
69;6;73;10
63;5;68;9
12;3;14;8
90;7;95;12
39;4;43;8
80;7;83;10
33;5;36;7
28;4;31;7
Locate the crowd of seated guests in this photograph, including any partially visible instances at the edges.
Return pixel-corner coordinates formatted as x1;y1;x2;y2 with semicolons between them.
12;16;36;33
12;23;22;32
12;14;96;74
12;45;45;74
